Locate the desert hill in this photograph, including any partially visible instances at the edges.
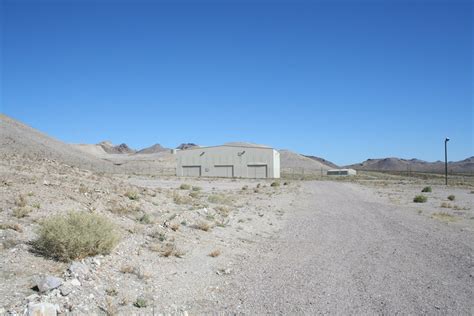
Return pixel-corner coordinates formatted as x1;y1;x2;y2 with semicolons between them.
279;150;333;172
304;155;339;169
137;143;170;154
0;114;114;172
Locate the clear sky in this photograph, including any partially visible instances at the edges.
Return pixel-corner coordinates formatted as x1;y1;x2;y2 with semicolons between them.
1;0;472;165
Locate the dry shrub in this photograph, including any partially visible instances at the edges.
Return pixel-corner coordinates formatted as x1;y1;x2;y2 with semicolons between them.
14;194;27;208
189;191;200;198
0;223;22;232
209;249;221;257
13;207;31;218
107;200;138;215
195;221;211;232
170;223;180;231
215;205;230;217
33;211;120;262
192;186;201;191
208;194;233;205
173;192;192;205
149;242;185;258
440;202;452;208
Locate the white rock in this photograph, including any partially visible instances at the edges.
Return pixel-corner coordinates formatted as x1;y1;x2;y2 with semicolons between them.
27;302;58;316
70;279;81;287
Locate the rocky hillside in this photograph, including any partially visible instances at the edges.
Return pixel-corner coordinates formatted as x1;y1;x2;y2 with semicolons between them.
98;141;135;154
176;143;198;150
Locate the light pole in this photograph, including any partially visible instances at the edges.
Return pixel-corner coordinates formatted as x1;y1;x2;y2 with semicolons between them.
445;137;450;185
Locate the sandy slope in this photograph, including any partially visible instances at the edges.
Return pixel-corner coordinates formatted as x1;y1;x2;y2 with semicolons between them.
0;114;114;172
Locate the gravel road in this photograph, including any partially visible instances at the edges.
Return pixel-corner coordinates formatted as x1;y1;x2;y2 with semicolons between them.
200;181;474;314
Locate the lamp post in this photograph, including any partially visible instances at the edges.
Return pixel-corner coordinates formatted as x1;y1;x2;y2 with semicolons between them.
445;137;450;185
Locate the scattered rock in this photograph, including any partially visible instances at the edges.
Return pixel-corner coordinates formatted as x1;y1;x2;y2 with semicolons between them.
27;302;58;316
36;276;62;293
25;293;40;303
68;261;89;279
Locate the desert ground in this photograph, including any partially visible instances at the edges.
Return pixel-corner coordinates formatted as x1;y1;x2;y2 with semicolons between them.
1;153;473;314
1;115;473;315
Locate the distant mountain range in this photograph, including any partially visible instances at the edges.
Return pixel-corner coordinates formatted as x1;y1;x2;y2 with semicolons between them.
346;157;474;174
1;114;472;174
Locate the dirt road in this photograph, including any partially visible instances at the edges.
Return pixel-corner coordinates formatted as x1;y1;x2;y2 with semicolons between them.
200;181;474;314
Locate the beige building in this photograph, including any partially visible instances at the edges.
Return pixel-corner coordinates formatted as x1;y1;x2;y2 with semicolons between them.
176;144;280;179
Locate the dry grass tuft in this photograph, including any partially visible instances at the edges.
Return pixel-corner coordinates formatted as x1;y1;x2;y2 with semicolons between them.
432;212;457;222
215;205;230;217
208;194;233;205
195;221;211;232
440;202;452;208
107;200;139;215
124;190;139;201
208;249;221;257
33;211;120;262
149;242;185;258
0;223;22;232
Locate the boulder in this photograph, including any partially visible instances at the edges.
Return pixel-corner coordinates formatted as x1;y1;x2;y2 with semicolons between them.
36;276;62;293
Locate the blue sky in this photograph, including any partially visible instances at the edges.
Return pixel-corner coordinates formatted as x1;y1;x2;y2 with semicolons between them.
1;0;472;165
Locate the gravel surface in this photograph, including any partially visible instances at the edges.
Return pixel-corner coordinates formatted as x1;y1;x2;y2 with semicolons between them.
202;181;474;314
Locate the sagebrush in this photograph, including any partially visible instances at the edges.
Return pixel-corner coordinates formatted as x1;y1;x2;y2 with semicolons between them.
33;211;120;262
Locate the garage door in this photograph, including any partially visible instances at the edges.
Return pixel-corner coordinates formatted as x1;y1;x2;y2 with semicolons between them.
248;165;267;178
214;165;234;177
182;166;201;177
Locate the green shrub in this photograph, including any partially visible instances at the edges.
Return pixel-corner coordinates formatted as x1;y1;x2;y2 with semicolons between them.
270;181;280;187
33;212;120;262
137;213;152;224
421;186;432;193
134;298;148;308
447;195;455;201
179;184;191;190
191;186;201;191
413;195;427;203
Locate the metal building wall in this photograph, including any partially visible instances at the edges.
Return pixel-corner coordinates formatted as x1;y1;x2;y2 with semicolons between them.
176;146;280;178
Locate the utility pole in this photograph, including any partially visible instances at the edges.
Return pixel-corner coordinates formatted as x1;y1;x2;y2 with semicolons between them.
445;137;450;185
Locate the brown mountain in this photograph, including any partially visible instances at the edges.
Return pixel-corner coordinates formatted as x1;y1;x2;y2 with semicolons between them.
98;141;135;154
136;143;169;154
